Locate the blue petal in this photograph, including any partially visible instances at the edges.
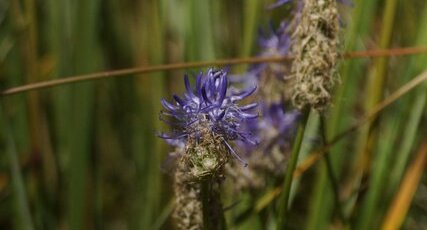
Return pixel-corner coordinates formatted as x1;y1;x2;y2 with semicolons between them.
240;103;258;111
173;95;186;106
158;132;188;140
217;75;227;104
223;140;248;167
267;0;292;10
239;111;258;119
231;86;257;101
201;86;213;104
184;74;195;98
195;73;203;97
161;99;178;111
216;109;226;121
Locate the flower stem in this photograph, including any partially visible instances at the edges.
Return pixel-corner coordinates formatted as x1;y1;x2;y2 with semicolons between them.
319;116;347;224
201;180;226;230
201;181;211;229
277;109;310;229
1;102;35;230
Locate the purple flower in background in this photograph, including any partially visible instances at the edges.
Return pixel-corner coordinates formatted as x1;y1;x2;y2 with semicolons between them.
268;0;292;9
229;22;291;87
230;22;296;153
160;68;258;162
259;103;299;148
258;22;291;57
229;101;299;189
252;22;291;77
238;102;299;153
262;103;297;134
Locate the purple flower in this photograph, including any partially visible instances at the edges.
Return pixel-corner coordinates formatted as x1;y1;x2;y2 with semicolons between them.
229;22;290;84
267;0;292;9
159;68;258;162
258;22;290;57
259;103;299;146
238;102;299;153
230;22;296;155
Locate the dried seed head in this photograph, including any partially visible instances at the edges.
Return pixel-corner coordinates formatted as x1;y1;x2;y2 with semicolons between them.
183;127;229;181
290;0;339;111
173;128;228;229
173;159;203;230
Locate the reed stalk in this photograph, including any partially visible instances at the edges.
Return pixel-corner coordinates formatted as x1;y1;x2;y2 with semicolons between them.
276;110;309;229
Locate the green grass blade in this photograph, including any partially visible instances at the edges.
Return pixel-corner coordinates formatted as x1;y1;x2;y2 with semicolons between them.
1;103;34;230
52;0;101;229
306;0;379;228
277;110;309;229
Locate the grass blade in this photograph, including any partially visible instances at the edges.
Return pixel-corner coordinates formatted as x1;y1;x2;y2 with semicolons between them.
381;140;427;230
1;103;34;230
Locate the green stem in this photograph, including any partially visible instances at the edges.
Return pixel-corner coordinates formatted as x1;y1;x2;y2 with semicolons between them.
237;0;260;72
319;117;347;224
388;1;427;197
202;181;211;230
201;180;226;230
366;0;398;110
353;0;398;228
277;109;310;229
1;102;34;230
151;199;175;230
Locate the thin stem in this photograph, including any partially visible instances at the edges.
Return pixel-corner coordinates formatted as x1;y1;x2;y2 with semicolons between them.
1;56;289;96
276;109;310;230
1;102;35;230
2;47;427;96
381;140;427;230
294;69;427;179
353;0;398;228
201;181;211;230
255;69;427;211
319;116;347;224
151;199;174;230
342;46;427;59
201;180;226;230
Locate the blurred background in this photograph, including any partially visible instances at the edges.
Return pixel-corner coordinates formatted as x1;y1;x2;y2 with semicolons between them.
0;0;427;229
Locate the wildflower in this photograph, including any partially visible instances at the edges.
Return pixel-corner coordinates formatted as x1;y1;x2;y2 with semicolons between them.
258;103;299;147
225;21;299;190
261;23;290;51
159;68;258;230
160;68;258;167
228;22;293;105
256;22;291;75
229;102;299;190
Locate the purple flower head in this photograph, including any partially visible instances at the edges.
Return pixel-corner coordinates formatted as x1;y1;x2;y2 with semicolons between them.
233;22;290;85
258;22;290;57
159;68;258;163
260;103;299;139
239;102;299;154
